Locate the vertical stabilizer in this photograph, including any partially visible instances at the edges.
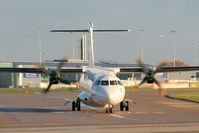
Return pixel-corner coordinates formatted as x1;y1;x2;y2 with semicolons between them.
88;22;95;68
50;23;131;68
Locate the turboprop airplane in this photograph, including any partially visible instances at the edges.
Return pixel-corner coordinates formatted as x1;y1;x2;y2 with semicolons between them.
1;23;199;113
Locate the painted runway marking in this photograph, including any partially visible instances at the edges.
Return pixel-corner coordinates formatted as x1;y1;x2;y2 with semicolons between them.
135;112;167;114
50;111;70;114
135;112;147;114
153;112;166;114
110;114;140;120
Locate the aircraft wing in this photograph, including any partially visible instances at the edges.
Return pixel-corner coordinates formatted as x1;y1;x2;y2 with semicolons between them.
119;66;199;73
0;67;83;73
2;66;199;74
119;67;143;73
0;67;44;73
157;66;199;72
59;68;83;73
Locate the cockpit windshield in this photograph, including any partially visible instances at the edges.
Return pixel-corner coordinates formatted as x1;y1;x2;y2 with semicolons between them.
97;80;122;86
95;79;122;86
117;80;122;85
110;80;117;85
100;80;109;85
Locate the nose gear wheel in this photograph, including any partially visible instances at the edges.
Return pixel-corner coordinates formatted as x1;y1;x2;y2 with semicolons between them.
105;105;113;114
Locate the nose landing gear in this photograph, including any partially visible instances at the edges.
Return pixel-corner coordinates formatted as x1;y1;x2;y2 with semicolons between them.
105;105;113;114
120;100;129;111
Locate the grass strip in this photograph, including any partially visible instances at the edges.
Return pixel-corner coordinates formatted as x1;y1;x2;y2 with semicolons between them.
166;92;199;103
125;86;199;91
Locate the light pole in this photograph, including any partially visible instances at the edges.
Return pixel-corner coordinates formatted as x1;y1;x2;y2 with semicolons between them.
159;34;164;63
193;42;198;66
38;25;42;66
140;28;144;62
71;33;75;59
171;29;176;67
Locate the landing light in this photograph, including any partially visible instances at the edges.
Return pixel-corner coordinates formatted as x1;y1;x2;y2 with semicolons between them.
105;104;109;108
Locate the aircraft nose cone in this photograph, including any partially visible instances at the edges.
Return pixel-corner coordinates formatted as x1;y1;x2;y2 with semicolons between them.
106;94;116;105
102;87;124;105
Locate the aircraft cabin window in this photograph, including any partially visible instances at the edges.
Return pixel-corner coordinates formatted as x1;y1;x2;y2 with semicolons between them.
100;80;109;85
110;80;118;85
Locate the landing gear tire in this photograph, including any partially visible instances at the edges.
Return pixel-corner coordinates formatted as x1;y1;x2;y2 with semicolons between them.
106;105;113;114
125;101;129;111
106;108;109;113
76;98;81;111
106;108;113;114
120;101;129;112
120;102;124;111
72;101;76;111
72;98;81;111
110;108;113;113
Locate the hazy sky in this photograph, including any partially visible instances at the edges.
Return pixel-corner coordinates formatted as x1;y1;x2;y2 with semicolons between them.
0;0;199;65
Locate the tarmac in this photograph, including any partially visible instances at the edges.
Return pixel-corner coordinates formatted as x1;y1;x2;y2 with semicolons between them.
0;90;198;133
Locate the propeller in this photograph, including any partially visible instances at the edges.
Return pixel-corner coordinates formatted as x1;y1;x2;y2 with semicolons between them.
135;57;164;96
42;57;70;93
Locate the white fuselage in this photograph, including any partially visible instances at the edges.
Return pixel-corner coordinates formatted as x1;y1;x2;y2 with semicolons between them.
78;67;125;108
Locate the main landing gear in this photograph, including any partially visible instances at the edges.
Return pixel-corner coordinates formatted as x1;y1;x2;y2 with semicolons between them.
120;100;129;111
72;98;81;111
105;105;113;114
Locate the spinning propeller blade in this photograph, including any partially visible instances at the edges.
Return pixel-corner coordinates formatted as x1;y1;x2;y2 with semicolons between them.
43;57;70;93
43;82;53;93
135;57;164;96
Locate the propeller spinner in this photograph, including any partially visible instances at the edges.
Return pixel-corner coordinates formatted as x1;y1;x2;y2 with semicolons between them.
135;58;164;96
43;58;70;93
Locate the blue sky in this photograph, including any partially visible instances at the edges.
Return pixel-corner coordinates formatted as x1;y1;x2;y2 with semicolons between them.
0;0;199;65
